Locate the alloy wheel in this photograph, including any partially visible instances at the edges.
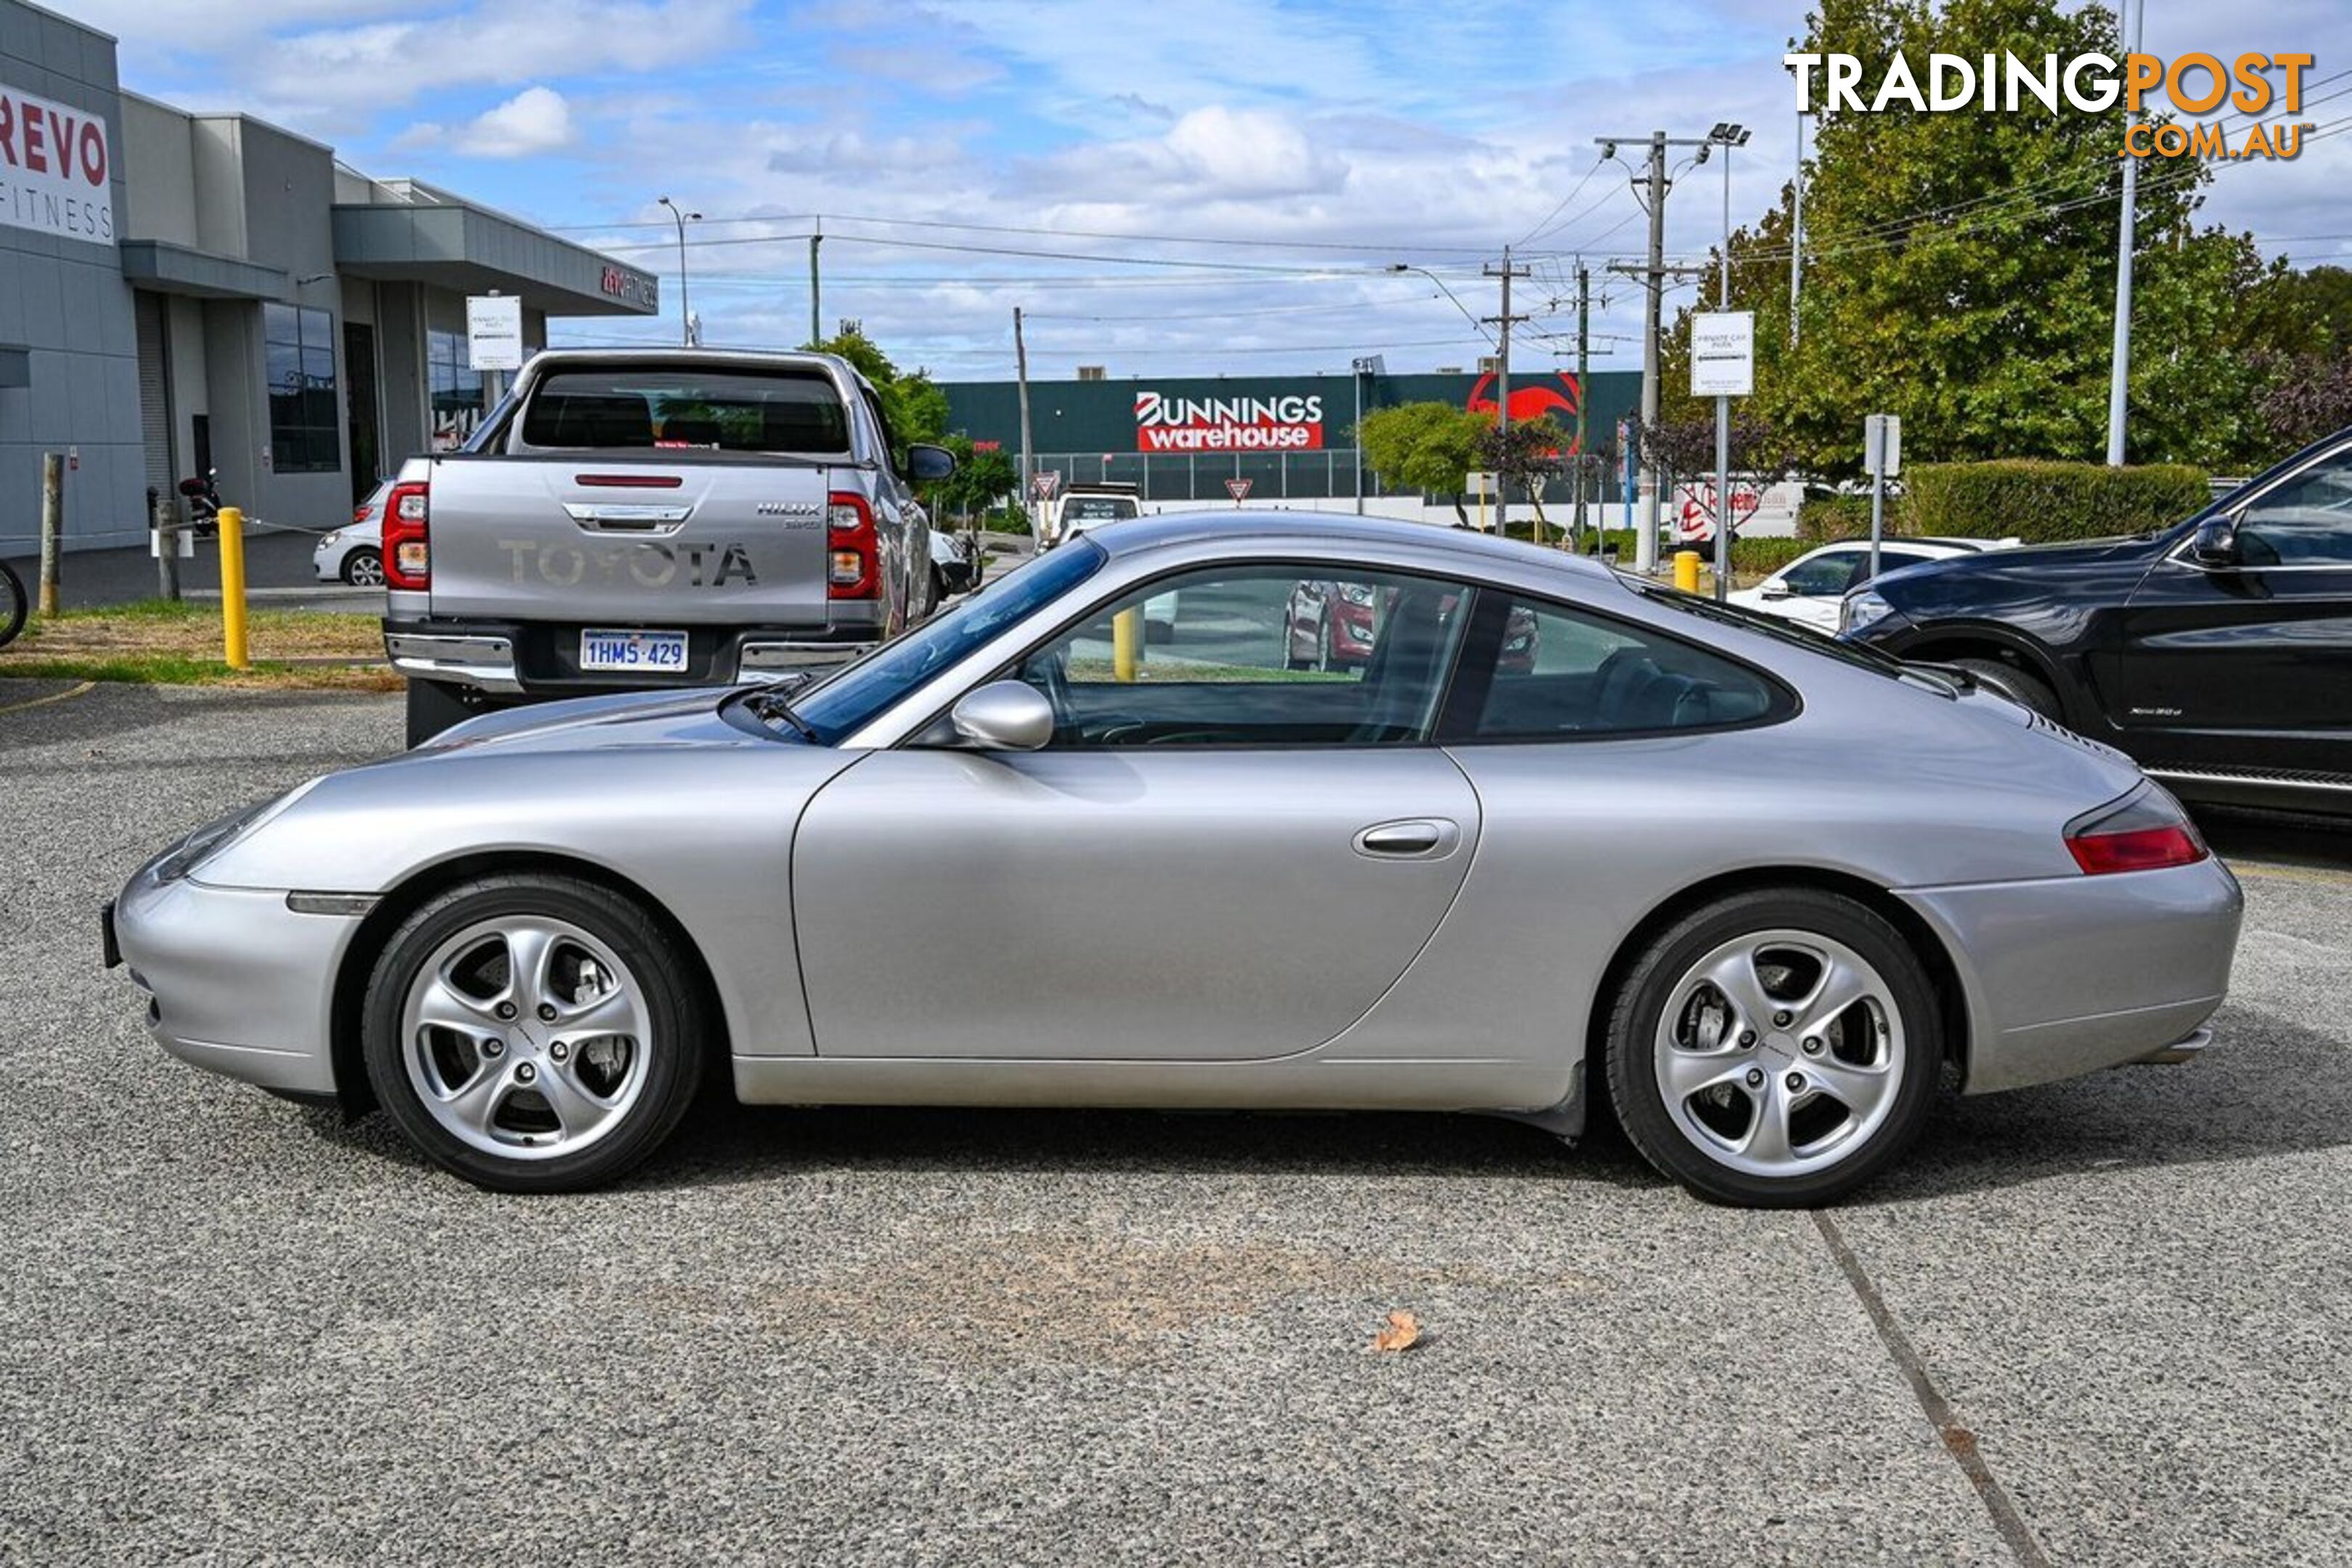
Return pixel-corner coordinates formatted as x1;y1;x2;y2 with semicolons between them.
399;917;652;1160
1651;929;1906;1178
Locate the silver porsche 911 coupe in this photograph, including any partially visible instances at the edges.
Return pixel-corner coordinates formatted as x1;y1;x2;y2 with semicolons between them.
106;513;2243;1206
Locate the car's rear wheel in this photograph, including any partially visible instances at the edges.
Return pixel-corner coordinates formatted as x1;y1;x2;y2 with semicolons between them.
341;547;385;587
1951;656;2061;721
1604;888;1940;1207
361;875;706;1192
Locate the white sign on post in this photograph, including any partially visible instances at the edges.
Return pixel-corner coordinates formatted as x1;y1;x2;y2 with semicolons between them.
1690;312;1755;397
1865;413;1903;477
465;294;526;372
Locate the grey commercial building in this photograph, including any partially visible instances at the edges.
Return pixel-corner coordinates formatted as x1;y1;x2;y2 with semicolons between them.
0;0;657;555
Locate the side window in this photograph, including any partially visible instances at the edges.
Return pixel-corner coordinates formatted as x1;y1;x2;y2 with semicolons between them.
1778;550;1860;597
1462;593;1784;740
1855;548;1935;586
2235;449;2352;565
1011;565;1472;747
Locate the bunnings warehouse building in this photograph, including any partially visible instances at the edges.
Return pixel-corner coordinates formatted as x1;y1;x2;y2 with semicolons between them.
0;0;658;558
942;367;1642;509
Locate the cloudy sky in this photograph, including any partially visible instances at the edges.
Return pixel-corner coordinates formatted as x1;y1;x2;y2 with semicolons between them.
76;0;2352;383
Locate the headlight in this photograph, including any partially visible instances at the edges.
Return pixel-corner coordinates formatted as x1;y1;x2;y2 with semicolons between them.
151;780;320;883
1340;584;1376;606
1839;589;1895;635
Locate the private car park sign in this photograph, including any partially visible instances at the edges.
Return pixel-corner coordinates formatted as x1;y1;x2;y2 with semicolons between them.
0;83;115;246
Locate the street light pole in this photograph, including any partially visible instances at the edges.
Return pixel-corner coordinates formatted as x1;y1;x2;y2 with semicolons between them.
2105;0;2145;465
657;195;700;347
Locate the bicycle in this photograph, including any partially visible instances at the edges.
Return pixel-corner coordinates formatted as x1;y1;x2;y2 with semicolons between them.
0;555;25;650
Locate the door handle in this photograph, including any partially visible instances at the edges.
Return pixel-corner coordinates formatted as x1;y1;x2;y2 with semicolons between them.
1353;818;1461;859
563;503;693;532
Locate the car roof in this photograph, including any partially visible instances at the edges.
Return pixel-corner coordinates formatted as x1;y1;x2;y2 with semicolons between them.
1088;510;1619;583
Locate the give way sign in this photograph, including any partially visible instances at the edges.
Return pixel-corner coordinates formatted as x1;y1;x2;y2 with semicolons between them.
1225;477;1253;502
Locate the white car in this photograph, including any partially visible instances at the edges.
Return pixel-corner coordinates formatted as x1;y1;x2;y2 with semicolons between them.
1728;538;2012;634
312;480;392;587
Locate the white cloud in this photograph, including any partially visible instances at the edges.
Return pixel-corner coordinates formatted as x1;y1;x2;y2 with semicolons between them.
396;85;576;158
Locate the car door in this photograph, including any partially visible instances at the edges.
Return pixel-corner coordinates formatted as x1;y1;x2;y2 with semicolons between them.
791;562;1483;1061
2115;438;2352;774
1763;547;1866;632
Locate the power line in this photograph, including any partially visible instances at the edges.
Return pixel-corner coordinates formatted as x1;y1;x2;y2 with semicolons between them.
549;208;1524;257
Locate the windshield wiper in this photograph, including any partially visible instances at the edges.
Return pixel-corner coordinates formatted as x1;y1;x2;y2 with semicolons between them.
741;685;820;742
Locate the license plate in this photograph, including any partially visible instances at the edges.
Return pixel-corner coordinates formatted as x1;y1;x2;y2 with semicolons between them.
580;629;688;674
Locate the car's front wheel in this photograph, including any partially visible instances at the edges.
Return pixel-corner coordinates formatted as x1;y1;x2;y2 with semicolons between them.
361;875;708;1192
1604;888;1940;1206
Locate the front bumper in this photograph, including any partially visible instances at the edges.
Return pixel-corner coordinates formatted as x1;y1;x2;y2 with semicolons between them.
110;856;362;1098
383;617;876;698
1898;854;2244;1094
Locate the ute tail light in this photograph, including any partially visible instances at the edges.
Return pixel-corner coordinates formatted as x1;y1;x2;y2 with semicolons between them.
2065;784;2208;875
828;491;879;600
382;481;431;590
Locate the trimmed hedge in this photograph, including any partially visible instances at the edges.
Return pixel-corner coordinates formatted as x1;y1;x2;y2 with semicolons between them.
1795;493;1893;542
1903;460;2208;544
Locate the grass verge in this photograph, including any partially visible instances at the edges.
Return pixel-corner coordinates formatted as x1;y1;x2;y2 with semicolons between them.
0;600;399;690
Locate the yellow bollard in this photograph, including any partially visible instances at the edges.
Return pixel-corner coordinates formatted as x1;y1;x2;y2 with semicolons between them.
218;505;249;670
1673;549;1702;595
1112;605;1142;682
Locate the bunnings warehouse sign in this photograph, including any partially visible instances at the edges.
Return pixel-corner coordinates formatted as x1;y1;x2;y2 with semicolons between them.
1135;390;1325;452
0;83;114;246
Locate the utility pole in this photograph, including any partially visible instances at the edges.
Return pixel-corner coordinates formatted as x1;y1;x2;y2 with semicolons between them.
2105;0;2145;465
809;220;825;346
1482;245;1532;534
1014;306;1036;539
1599;128;1720;571
1790;105;1805;348
1574;262;1591;547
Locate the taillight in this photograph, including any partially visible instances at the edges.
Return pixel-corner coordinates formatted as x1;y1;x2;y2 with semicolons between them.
2065;784;2208;875
382;481;430;590
828;491;878;600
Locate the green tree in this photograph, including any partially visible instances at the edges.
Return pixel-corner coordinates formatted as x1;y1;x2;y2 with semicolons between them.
1665;0;2269;475
933;433;1018;520
804;321;950;448
1357;402;1487;524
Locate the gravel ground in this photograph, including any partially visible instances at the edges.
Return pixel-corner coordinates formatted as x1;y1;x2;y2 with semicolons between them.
1;679;2345;1566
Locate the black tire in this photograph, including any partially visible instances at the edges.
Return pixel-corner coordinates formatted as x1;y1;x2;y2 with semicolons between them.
1951;656;2062;722
1315;615;1337;674
405;679;482;747
341;547;385;588
930;565;950;609
361;874;708;1193
0;559;25;650
1603;887;1942;1208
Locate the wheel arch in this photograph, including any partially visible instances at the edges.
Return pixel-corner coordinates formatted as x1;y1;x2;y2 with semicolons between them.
328;851;732;1118
1582;865;1973;1101
1890;624;2075;716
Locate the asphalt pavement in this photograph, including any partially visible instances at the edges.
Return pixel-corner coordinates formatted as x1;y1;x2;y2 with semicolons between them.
1;679;2346;1565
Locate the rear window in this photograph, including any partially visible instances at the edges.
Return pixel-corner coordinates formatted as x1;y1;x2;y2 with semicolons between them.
518;367;851;454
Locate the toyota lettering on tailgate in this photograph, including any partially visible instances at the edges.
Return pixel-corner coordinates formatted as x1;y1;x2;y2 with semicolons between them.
498;539;760;587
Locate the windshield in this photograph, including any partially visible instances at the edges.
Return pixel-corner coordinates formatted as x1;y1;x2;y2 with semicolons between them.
517;367;851;454
1625;579;1914;679
787;539;1108;742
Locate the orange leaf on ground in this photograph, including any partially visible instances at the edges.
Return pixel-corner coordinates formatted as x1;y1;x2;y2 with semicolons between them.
1369;1310;1421;1353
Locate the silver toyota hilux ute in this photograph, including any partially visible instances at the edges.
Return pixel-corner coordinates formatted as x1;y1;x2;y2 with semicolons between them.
110;514;2244;1208
380;347;952;746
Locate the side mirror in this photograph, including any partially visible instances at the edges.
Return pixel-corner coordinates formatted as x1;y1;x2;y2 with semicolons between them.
950;680;1054;751
907;443;957;482
2189;515;2239;567
1760;581;1791;601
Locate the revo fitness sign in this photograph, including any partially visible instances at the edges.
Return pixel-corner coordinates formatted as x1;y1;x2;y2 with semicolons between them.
1134;390;1325;452
0;84;113;246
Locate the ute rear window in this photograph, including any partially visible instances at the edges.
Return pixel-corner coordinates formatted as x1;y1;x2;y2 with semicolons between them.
518;368;852;454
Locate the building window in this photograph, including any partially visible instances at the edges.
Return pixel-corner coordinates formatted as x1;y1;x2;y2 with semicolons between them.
428;327;480;451
264;304;340;474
